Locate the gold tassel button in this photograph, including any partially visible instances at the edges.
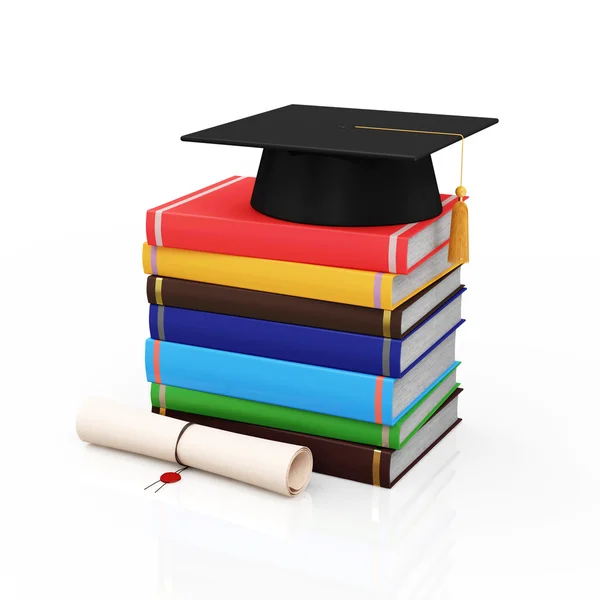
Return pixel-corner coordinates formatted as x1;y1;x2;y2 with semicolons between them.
448;194;469;264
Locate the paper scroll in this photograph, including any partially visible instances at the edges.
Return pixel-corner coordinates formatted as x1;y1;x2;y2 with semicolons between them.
76;397;312;497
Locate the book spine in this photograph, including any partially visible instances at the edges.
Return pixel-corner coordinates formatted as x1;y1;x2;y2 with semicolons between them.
147;276;392;338
142;243;397;310
151;383;385;447
152;382;462;450
147;179;459;275
153;406;394;487
145;339;396;424
150;305;403;378
145;176;400;273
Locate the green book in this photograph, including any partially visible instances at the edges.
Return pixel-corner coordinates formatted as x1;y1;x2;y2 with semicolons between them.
151;364;459;450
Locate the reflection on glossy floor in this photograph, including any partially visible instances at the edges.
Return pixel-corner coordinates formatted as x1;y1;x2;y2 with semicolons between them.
147;428;460;599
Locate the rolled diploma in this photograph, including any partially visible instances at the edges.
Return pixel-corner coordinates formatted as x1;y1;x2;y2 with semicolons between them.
76;397;313;497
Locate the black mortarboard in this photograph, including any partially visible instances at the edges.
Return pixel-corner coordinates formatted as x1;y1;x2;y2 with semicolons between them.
181;104;498;227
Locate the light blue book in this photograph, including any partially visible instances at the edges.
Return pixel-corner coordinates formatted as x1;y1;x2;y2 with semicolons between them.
145;328;460;426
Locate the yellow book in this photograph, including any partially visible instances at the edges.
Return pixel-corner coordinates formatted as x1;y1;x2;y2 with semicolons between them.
142;243;458;310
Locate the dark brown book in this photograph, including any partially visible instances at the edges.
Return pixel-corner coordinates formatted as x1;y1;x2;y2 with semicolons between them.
152;392;461;488
147;266;462;339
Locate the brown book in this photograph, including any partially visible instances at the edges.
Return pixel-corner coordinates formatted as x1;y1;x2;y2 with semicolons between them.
147;266;462;339
152;392;461;488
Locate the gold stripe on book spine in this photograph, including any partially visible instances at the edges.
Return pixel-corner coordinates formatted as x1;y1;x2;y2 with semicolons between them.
155;277;164;305
382;310;391;338
372;449;382;486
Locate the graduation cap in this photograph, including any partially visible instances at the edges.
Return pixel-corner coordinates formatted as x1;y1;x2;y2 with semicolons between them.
182;104;498;262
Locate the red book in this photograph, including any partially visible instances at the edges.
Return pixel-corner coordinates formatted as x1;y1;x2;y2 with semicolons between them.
146;176;460;274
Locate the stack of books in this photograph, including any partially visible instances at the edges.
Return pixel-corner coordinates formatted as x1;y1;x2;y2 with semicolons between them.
143;176;464;488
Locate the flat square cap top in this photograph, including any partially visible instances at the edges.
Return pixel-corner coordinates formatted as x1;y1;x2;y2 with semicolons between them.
181;104;498;161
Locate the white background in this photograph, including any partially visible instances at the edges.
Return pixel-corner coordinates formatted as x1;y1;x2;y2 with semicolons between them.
2;1;599;598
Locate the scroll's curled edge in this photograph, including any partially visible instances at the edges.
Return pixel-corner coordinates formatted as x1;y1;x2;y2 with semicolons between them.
76;397;312;497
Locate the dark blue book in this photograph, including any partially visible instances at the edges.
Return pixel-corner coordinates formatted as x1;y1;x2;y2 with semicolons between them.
149;288;465;378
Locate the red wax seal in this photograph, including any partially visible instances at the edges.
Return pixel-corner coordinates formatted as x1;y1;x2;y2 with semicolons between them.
160;472;182;484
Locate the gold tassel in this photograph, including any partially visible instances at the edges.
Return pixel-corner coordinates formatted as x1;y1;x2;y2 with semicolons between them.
448;187;469;264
